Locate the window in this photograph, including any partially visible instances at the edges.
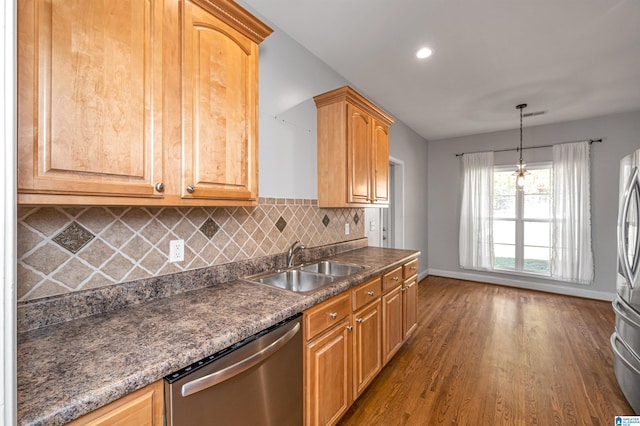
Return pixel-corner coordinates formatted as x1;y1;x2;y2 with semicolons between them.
493;163;552;275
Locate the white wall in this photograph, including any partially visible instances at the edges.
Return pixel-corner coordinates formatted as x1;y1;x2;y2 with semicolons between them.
389;123;429;275
257;29;346;199
248;7;430;275
428;110;640;299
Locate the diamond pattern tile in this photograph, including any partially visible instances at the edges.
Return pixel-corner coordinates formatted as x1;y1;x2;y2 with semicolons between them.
199;218;220;239
275;216;287;232
52;222;95;254
16;200;364;301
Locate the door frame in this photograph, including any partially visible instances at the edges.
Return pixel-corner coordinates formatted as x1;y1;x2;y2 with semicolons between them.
2;1;17;424
383;156;405;249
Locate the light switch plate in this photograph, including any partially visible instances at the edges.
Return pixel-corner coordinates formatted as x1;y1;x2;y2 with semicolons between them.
344;223;350;235
370;220;376;231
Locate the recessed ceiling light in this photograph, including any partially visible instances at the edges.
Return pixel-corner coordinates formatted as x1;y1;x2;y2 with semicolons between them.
416;47;433;59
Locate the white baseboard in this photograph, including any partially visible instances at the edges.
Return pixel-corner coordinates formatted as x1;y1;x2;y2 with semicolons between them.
427;268;615;302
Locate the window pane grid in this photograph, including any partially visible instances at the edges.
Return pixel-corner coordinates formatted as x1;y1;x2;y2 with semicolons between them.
493;163;552;276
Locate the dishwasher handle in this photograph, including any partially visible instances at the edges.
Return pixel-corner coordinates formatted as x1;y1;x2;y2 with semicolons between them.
181;320;301;397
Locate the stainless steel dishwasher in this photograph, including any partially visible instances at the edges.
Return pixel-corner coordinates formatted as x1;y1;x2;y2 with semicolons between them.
164;314;302;426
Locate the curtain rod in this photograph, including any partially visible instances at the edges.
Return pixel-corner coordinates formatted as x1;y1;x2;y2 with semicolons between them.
454;138;603;157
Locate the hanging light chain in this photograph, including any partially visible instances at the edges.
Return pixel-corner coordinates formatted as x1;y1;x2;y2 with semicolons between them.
519;105;525;164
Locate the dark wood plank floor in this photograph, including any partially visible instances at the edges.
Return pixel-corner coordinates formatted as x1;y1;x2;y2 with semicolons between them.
338;276;633;426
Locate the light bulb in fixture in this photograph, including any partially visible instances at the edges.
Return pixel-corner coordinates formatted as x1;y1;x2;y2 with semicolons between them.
416;47;433;59
515;162;527;189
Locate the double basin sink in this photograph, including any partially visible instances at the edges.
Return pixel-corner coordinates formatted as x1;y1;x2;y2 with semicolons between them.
245;260;367;294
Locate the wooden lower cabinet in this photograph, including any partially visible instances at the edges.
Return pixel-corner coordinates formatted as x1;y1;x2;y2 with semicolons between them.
352;299;382;398
403;275;419;338
382;284;404;364
66;380;163;426
305;318;352;426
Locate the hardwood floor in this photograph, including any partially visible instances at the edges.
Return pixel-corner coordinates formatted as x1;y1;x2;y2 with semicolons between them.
337;276;633;426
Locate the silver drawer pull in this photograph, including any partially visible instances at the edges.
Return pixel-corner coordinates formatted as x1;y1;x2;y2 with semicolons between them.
356;318;363;324
401;287;406;292
367;291;375;296
329;312;337;319
346;325;353;331
392;276;399;281
411;266;417;271
186;185;195;193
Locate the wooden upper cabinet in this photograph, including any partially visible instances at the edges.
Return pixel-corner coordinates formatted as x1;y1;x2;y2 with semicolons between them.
18;0;164;200
180;0;259;201
372;120;390;203
17;0;272;206
315;86;394;208
347;105;371;204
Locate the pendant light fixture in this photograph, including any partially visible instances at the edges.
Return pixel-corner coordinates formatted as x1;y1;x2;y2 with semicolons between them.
514;103;528;189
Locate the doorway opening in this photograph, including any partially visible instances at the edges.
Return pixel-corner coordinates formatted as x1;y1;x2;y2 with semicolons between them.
365;157;404;248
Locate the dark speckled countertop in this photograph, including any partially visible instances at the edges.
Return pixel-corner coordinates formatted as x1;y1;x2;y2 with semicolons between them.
17;247;419;426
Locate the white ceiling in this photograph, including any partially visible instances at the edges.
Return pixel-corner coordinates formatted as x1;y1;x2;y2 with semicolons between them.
239;0;640;141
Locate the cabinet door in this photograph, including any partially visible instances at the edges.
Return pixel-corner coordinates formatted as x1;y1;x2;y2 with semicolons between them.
353;300;382;399
382;285;403;365
347;104;371;204
66;380;163;426
182;0;258;201
305;320;352;426
403;276;419;339
18;0;164;198
371;119;389;204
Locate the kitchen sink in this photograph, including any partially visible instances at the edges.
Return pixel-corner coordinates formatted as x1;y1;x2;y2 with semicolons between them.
247;269;336;293
299;260;366;276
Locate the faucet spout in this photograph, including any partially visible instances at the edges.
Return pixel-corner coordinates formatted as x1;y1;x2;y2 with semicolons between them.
286;240;306;267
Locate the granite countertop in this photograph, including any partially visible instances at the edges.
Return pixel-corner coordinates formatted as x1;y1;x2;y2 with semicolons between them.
17;247;419;426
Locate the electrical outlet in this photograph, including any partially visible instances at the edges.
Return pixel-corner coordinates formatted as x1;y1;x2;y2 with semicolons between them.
344;223;350;235
169;239;184;263
370;220;376;231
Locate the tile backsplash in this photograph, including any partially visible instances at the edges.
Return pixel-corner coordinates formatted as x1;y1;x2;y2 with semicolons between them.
17;198;364;301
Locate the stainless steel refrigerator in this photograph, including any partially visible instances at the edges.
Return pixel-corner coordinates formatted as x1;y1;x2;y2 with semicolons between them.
612;147;640;414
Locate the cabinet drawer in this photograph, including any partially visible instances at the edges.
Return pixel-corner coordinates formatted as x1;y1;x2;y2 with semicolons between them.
352;277;382;311
305;293;351;341
403;259;419;279
382;266;403;292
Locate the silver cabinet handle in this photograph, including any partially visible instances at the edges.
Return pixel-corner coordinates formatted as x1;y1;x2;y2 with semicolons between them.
155;182;165;192
181;321;300;397
367;291;375;296
329;312;337;319
401;287;406;292
186;185;195;193
356;318;363;324
346;325;353;331
392;276;399;281
411;266;417;271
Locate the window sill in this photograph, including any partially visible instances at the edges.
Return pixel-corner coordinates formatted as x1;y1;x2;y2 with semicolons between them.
493;267;551;280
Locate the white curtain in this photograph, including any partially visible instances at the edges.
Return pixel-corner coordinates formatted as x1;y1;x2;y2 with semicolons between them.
459;152;494;270
551;141;594;284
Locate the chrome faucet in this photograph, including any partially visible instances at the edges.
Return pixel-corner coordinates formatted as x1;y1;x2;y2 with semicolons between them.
286;240;306;267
